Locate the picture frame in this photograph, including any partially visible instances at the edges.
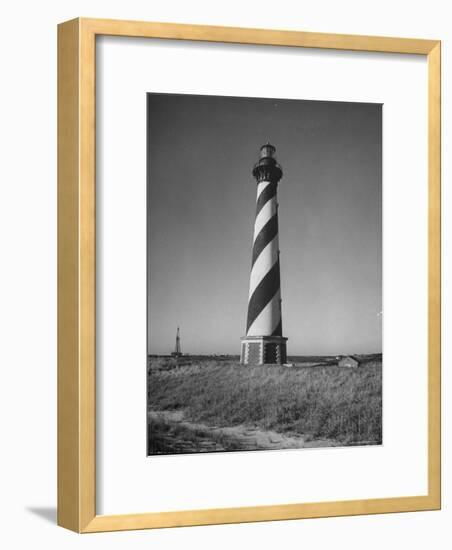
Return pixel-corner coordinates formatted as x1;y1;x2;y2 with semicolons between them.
57;17;441;533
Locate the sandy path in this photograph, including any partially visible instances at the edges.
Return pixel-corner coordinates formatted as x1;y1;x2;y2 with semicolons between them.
148;409;339;453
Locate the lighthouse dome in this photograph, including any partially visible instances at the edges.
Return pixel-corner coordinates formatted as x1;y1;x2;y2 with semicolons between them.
259;143;276;159
252;143;283;184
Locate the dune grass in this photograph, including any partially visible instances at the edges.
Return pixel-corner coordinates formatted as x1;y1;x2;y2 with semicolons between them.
148;361;382;445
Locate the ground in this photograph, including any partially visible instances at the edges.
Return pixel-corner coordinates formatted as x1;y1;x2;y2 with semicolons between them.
147;356;382;455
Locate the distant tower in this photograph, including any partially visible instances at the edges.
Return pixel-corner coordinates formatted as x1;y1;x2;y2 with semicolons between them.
240;144;287;365
171;326;182;357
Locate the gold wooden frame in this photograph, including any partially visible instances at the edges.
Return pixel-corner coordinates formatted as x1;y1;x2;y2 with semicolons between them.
57;17;441;533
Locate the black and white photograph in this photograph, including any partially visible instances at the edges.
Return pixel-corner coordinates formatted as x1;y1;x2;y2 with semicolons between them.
3;1;447;544
147;92;382;456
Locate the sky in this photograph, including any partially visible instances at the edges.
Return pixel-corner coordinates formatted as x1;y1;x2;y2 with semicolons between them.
147;93;382;356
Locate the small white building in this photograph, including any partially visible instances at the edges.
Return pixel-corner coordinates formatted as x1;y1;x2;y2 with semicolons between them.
338;355;361;368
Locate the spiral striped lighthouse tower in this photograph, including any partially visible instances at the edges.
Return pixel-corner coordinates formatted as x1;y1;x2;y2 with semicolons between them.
240;143;288;365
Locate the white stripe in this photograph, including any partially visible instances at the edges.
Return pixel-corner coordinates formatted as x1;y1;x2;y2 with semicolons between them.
248;235;279;298
256;180;271;201
247;289;281;337
253;196;277;242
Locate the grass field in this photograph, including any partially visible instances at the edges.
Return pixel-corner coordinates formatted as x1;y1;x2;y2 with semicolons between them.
147;357;382;454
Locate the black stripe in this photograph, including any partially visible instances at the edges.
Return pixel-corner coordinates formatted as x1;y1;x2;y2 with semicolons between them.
247;260;280;333
252;214;278;266
271;319;282;337
255;182;276;218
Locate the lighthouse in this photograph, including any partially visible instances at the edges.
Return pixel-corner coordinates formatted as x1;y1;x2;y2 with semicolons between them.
171;326;182;357
240;143;288;365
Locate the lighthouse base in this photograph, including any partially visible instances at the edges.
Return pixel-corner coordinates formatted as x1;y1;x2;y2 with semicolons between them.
240;335;288;365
